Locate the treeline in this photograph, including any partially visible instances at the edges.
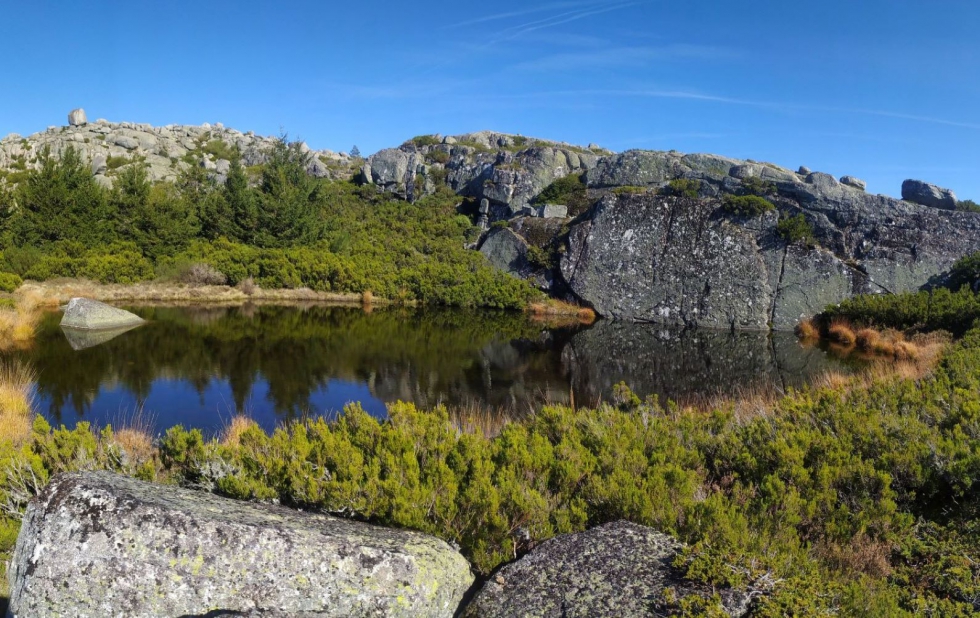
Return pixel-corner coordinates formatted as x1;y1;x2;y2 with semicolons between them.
0;142;536;308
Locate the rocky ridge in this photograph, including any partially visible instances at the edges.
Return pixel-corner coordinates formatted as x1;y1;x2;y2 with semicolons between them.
0;109;354;188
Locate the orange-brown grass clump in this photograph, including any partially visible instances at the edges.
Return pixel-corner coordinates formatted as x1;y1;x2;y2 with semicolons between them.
0;291;52;351
527;298;596;325
221;415;260;447
794;318;820;343
108;406;157;468
0;360;36;445
854;327;880;352
827;319;857;346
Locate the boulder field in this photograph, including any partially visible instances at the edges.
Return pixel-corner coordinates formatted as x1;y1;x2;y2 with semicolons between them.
7;473;746;616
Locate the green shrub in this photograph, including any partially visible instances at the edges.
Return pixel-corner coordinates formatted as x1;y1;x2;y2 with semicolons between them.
410;135;442;147
660;178;700;198
740;176;777;196
823;287;980;336
106;155;129;171
0;272;22;292
956;199;980;213
427;150;450;164
535;173;591;216
947;251;980;291
722;194;775;217
776;213;814;244
201;139;237;161
611;185;648;195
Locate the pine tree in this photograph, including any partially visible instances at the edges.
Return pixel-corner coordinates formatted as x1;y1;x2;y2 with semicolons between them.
349;145;361;158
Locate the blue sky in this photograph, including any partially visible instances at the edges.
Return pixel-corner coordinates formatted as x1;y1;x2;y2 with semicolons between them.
1;1;978;199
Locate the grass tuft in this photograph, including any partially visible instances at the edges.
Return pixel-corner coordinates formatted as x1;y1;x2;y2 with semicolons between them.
0;360;36;445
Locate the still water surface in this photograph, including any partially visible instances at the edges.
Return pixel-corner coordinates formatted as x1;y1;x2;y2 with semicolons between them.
8;304;853;435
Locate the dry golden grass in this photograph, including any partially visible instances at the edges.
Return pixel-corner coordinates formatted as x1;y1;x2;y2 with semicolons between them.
827;319;857;346
0;360;36;445
108;406;157;467
448;401;529;437
221;415;260;447
527;299;596;325
854;327;880;352
0;291;48;351
17;280;369;307
794;318;820;343
816;533;893;579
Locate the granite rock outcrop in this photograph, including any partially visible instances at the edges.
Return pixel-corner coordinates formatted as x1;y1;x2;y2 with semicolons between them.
9;471;474;617
462;520;754;617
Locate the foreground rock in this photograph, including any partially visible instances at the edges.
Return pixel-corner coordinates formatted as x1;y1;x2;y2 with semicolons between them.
59;297;145;330
9;472;473;617
462;521;752;617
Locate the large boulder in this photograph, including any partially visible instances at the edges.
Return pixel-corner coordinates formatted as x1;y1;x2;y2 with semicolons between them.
59;298;146;330
557;176;980;329
9;472;474;617
479;227;533;278
560;194;778;329
462;520;752;617
68;108;88;126
902;179;958;209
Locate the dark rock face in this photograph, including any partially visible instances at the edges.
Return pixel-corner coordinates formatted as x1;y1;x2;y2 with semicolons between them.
902;179;958;210
557;162;980;329
9;472;473;618
461;521;752;618
479;227;534;279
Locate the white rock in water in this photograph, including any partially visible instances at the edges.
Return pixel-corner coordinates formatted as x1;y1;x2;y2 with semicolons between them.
9;472;474;617
68;108;88;126
60;297;144;330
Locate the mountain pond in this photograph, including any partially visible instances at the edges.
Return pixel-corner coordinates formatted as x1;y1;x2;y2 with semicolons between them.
6;304;857;437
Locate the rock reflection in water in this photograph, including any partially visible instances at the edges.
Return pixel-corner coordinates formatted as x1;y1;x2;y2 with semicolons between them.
562;321;846;408
61;323;144;351
6;304;852;435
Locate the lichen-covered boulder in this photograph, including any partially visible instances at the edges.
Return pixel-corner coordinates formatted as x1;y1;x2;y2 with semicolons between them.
60;297;145;330
461;520;752;617
9;472;474;617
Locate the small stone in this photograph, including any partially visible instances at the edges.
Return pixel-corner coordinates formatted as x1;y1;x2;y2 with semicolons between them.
798;165;811;175
840;176;867;191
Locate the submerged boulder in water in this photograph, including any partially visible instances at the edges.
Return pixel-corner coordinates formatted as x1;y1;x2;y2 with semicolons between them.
9;471;474;617
60;297;144;330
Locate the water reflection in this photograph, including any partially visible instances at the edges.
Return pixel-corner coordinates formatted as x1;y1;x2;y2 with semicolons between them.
5;304;852;435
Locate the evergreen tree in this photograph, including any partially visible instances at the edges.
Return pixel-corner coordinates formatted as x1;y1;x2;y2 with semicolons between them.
112;159;151;241
10;145;112;246
349;145;361;158
224;155;257;244
256;137;324;247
